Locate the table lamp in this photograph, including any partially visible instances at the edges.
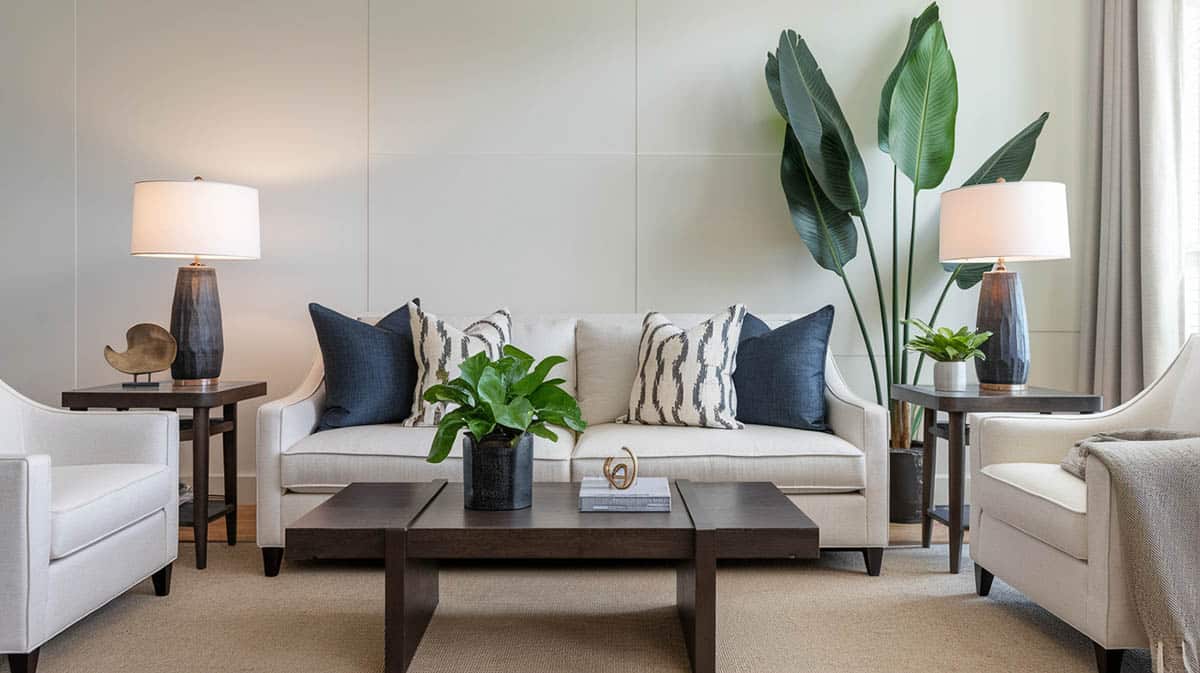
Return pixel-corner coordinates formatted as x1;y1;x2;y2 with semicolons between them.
131;177;260;386
939;180;1070;390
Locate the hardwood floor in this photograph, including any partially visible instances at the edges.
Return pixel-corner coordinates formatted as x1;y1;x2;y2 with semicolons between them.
181;505;966;547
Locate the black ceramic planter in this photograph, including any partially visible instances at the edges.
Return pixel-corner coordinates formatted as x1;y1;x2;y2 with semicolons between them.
463;432;533;511
889;443;924;524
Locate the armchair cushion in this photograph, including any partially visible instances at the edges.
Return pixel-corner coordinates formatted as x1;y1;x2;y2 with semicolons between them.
50;463;171;560
977;462;1088;559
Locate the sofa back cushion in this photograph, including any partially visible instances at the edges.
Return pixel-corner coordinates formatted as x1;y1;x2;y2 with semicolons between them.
576;313;806;426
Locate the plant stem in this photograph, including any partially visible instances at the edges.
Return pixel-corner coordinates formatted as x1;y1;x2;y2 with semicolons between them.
912;265;960;385
855;209;892;397
901;188;919;385
891;167;900;386
840;269;884;405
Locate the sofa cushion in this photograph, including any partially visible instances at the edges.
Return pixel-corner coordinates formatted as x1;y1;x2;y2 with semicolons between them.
282;423;573;492
977;462;1088;559
570;423;865;494
405;304;512;426
734;306;834;431
50;463;171;560
310;300;419;430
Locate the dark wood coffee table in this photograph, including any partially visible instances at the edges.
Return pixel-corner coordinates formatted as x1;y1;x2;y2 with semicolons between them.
285;480;818;673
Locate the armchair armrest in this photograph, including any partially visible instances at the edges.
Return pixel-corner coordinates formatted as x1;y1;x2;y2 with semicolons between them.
0;454;51;653
23;404;178;467
824;354;889;547
256;358;324;547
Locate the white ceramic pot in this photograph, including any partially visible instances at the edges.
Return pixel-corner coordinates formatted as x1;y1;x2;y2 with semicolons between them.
934;361;967;392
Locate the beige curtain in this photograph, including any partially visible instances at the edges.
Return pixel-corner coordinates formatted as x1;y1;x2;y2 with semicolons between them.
1080;0;1194;406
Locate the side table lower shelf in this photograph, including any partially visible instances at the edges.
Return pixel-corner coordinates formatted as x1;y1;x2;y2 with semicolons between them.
929;505;970;530
180;498;237;548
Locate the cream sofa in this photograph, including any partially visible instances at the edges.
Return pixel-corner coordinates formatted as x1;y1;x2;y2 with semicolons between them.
970;335;1199;673
257;313;888;577
0;380;179;673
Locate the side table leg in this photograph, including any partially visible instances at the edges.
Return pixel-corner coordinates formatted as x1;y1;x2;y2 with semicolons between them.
222;403;238;545
385;529;438;673
676;529;716;673
947;411;966;573
921;406;938;548
192;406;210;570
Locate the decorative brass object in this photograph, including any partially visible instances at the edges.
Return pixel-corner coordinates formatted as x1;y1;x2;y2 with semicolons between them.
104;323;177;388
603;446;639;490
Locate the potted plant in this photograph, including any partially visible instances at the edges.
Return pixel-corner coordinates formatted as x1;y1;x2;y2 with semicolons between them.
424;345;586;510
904;320;992;392
765;2;1050;521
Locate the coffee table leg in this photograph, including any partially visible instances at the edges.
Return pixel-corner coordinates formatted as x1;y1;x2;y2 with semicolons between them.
385;529;438;673
676;529;716;673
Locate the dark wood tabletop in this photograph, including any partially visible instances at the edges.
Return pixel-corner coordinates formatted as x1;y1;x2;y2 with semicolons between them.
62;380;267;409
890;383;1102;413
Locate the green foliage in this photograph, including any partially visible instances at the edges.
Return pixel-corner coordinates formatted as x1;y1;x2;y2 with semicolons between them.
423;346;586;463
879;3;940;153
780;126;859;274
904;319;991;362
887;21;958;191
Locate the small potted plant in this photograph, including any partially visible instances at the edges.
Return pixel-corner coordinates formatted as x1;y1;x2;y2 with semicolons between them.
904;320;992;392
424;345;586;510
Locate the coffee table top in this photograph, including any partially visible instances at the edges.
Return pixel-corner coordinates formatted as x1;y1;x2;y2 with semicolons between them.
286;480;819;561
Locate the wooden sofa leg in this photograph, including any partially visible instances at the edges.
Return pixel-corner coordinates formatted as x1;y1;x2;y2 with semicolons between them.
263;547;284;577
152;563;173;597
9;649;40;673
1093;643;1124;673
974;564;994;597
862;548;883;576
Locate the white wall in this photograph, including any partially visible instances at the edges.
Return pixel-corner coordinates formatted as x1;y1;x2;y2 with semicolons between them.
0;0;1095;502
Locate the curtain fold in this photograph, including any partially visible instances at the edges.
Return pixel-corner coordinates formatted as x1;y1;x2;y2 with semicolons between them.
1080;0;1191;406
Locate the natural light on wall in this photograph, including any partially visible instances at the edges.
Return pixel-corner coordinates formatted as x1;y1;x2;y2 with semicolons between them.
1186;0;1200;337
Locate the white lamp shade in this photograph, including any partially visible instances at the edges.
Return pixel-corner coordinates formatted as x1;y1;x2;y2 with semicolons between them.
939;181;1070;263
131;179;260;260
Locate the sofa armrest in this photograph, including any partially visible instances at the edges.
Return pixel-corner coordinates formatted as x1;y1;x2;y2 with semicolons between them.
256;358;325;547
0;454;51;653
824;356;889;547
24;405;178;467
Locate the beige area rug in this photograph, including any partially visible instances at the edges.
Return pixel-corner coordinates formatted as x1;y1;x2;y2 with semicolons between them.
5;544;1150;673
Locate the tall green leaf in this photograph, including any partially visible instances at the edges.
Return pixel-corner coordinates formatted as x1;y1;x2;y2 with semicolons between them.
962;112;1049;186
764;52;788;118
775;30;869;212
878;3;940;153
941;112;1050;288
780;127;858;273
888;21;958;190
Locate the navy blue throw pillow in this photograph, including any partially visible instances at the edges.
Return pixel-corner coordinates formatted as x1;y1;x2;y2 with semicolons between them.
734;305;835;431
309;300;420;431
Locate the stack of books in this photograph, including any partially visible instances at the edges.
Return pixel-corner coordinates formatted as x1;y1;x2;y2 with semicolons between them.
579;477;671;512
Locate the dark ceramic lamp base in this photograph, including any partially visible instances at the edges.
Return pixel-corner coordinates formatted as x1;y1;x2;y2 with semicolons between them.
170;264;224;386
975;268;1030;390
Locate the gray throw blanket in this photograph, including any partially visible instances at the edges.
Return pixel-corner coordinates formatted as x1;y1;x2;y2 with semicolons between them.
1074;430;1200;673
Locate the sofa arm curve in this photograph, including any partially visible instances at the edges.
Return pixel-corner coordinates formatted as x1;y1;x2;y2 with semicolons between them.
0;454;51;653
824;355;889;547
23;403;178;467
256;357;325;547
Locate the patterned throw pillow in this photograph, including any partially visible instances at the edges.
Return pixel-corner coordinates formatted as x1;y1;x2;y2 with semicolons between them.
404;303;512;426
618;305;747;429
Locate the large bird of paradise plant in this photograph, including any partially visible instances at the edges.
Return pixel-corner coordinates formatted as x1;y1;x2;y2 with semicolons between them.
765;3;1050;449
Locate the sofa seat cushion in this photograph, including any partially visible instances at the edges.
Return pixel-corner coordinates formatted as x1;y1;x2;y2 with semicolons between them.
570;423;865;494
50;463;171;560
282;424;574;492
977;462;1088;559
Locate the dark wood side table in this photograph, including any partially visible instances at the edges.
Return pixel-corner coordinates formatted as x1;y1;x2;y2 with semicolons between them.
890;384;1101;574
62;381;267;569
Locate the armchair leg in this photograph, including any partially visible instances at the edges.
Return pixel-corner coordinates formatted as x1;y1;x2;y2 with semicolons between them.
1093;643;1124;673
9;649;39;673
861;548;884;576
152;563;173;597
263;547;284;577
974;564;994;597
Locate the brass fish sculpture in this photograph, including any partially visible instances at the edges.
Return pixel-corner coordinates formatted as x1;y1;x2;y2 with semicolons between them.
104;323;177;377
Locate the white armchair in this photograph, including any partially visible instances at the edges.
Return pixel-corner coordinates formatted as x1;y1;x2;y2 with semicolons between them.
0;379;179;673
969;335;1199;673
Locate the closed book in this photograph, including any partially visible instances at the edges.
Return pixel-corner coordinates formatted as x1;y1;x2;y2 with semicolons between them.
579;477;672;512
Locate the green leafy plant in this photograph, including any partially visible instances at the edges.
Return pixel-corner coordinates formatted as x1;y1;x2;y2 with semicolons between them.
765;2;1049;446
423;345;586;463
904;320;991;362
